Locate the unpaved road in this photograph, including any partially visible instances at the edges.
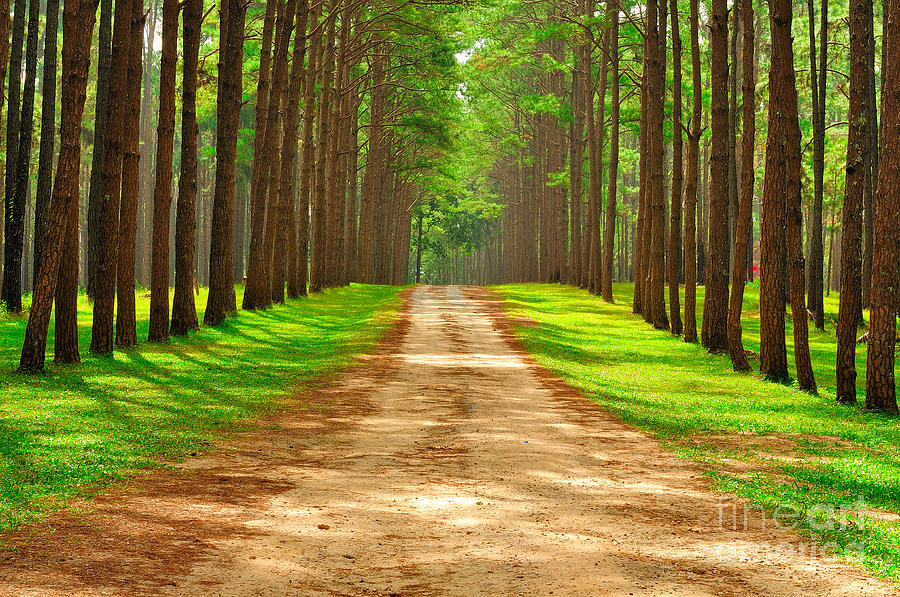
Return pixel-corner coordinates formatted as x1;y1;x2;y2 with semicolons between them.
0;286;893;596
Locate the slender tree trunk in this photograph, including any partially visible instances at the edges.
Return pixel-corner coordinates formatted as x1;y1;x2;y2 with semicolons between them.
726;0;755;371
759;0;792;382
147;0;179;341
205;0;246;325
865;0;900;413
667;0;683;333
807;0;827;329
782;4;817;393
32;0;59;285
242;0;278;310
836;0;869;404
279;0;309;300
583;0;596;291
297;3;322;295
342;86;360;285
602;8;619;303
85;0;112;299
683;0;701;343
309;1;337;293
700;0;730;350
90;0;133;353
1;0;37;314
171;0;201;335
590;26;607;295
569;50;584;287
646;0;668;330
20;0;96;371
115;0;145;348
861;0;877;309
261;0;296;303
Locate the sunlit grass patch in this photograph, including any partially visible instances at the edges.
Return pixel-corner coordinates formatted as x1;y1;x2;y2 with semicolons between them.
0;284;402;534
494;282;900;582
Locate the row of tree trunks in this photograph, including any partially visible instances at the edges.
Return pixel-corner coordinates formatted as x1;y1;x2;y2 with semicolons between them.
19;0;97;371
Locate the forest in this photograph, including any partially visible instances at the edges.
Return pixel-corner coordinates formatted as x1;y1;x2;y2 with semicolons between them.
0;0;900;592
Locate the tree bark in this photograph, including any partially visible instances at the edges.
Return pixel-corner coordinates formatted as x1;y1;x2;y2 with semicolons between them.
646;0;668;330
727;0;755;371
279;0;310;300
297;3;322;295
115;0;145;348
32;0;59;286
701;0;730;351
782;5;817;393
1;0;38;314
836;0;869;404
864;0;900;413
683;0;701;343
806;0;827;330
759;0;791;382
602;8;619;303
19;0;96;371
204;0;246;326
147;0;180;341
90;0;133;353
309;1;337;293
85;0;113;300
667;0;682;332
171;0;201;336
241;0;278;310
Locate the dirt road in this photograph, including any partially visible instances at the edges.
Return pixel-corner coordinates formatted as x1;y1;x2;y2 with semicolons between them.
0;286;892;596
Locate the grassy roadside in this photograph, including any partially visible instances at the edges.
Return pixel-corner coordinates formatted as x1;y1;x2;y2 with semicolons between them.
494;282;900;581
0;284;402;534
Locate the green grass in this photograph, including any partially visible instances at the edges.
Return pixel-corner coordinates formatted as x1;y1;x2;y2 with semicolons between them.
494;282;900;581
0;283;402;534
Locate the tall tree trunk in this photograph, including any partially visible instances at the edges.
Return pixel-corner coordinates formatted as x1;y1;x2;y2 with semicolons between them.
147;0;178;341
115;0;145;348
32;0;59;285
569;45;583;287
171;0;201;336
646;0;668;330
309;2;337;292
582;0;596;290
865;0;900;413
20;0;96;371
683;0;701;343
297;3;322;295
759;0;791;382
263;0;296;304
836;0;869;404
602;8;619;303
782;4;817;393
590;26;607;295
727;0;755;371
204;0;245;325
241;0;278;310
701;0;730;350
667;0;682;332
806;0;827;329
342;85;360;285
726;0;739;272
1;0;37;313
861;0;877;310
324;5;349;288
90;0;133;353
278;0;309;300
85;0;113;300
